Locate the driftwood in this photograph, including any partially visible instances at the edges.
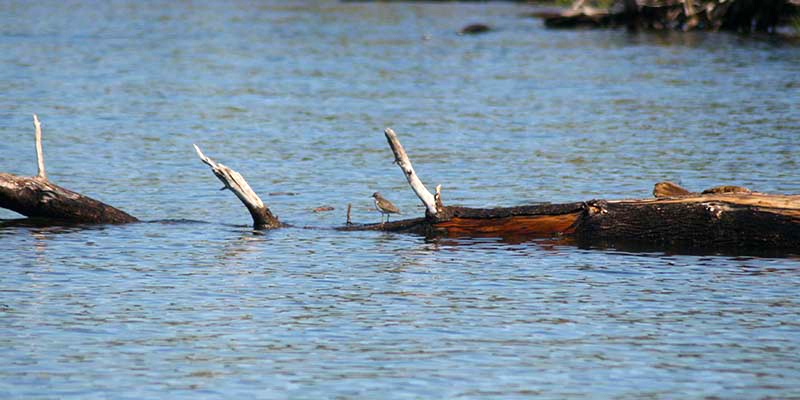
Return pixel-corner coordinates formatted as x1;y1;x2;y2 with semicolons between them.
0;115;137;224
2;118;798;253
192;126;798;252
537;0;800;33
193;145;281;229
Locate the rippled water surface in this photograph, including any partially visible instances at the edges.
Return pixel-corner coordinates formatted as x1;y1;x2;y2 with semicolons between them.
1;1;799;398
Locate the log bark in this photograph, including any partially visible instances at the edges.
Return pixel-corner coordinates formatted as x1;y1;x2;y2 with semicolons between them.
573;193;800;251
339;191;800;252
337;128;800;253
0;173;138;224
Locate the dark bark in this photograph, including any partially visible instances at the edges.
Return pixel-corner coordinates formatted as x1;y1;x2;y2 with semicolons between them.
0;173;138;224
340;192;800;254
573;197;800;251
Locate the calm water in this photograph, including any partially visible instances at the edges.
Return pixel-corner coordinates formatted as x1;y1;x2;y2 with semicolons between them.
2;1;800;398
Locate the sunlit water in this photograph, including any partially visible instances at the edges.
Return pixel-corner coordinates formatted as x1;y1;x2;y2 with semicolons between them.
1;1;799;398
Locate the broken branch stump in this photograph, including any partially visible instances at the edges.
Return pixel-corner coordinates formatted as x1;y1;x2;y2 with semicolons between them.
193;144;281;230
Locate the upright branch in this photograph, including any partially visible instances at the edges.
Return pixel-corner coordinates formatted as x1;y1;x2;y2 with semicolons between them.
193;144;280;230
33;114;46;180
383;128;440;219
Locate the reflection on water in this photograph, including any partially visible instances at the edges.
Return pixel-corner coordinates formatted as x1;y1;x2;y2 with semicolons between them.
1;0;800;398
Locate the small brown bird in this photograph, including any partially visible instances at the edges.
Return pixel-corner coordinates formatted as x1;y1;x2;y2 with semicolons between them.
371;192;400;224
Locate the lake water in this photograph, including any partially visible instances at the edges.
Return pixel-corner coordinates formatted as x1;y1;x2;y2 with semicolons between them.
1;0;799;398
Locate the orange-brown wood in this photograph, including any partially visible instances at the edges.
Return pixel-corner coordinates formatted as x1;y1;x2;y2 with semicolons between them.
434;212;581;236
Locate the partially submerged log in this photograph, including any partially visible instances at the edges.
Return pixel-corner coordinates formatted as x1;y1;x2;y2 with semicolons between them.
338;129;800;252
5;117;796;253
574;192;800;250
0;115;137;224
339;190;800;251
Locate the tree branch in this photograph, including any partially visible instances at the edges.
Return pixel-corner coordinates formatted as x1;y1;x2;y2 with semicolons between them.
33;114;46;180
383;128;440;218
193;144;280;229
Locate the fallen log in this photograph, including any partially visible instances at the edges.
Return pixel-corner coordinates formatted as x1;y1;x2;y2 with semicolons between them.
339;129;800;253
191;127;798;252
0;115;137;224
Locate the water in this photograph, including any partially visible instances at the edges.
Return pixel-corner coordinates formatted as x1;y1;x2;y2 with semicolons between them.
1;0;800;398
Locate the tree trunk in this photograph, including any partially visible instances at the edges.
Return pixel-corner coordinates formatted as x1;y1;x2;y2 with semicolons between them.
0;173;138;224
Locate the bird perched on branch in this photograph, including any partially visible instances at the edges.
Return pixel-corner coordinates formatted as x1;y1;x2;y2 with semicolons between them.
371;192;400;224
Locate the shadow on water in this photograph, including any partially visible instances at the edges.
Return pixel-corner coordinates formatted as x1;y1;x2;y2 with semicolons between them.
576;239;800;259
2;217;798;259
423;231;800;259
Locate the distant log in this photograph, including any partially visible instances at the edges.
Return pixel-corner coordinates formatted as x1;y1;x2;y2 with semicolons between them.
539;0;800;33
0;115;137;224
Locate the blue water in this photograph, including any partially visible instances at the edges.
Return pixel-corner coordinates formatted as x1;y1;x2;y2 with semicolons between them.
1;1;800;398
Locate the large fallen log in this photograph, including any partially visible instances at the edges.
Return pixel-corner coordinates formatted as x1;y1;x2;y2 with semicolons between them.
338;129;800;252
4;118;795;253
0;115;137;224
191;127;799;252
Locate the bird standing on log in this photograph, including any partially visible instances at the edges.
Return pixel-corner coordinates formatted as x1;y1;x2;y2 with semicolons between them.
372;192;400;224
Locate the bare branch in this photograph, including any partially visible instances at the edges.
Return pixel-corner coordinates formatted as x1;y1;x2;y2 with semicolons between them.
193;144;280;229
33;114;46;180
383;128;439;218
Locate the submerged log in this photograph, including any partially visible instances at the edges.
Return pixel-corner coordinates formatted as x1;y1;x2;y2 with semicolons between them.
0;115;137;224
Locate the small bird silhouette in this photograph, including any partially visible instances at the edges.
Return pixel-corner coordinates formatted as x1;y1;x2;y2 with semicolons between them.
371;192;400;224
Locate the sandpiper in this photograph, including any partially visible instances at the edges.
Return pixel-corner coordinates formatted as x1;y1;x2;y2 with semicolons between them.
371;192;400;224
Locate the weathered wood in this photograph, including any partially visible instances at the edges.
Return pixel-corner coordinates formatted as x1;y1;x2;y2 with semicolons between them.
0;173;138;224
33;114;46;180
193;144;281;230
383;128;440;218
